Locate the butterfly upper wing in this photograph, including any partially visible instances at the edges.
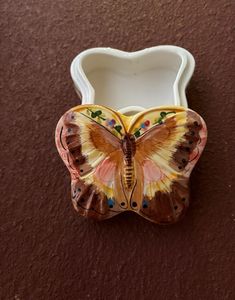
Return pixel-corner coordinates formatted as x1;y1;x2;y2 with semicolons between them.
128;107;207;224
55;105;128;220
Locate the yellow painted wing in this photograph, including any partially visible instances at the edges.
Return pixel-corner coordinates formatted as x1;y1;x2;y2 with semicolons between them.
128;106;207;224
55;105;127;220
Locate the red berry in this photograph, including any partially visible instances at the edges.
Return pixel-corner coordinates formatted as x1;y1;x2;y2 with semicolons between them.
144;120;150;126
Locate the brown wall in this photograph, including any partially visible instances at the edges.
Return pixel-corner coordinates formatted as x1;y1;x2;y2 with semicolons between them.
1;1;235;299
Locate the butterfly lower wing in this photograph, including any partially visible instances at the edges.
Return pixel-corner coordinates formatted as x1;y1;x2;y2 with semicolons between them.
70;154;126;219
55;105;127;220
129;107;207;224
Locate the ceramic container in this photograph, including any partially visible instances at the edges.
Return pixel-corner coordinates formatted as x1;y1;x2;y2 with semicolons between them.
55;45;207;224
70;45;195;115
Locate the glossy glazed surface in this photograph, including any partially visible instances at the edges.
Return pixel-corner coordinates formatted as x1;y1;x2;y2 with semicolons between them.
56;105;207;224
1;1;234;299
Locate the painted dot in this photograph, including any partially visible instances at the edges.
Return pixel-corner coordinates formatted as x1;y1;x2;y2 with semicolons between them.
121;202;125;206
144;120;150;126
80;169;84;173
77;188;81;192
107;198;115;208
132;202;137;207
178;166;182;170
174;205;178;210
142;200;148;208
141;123;145;129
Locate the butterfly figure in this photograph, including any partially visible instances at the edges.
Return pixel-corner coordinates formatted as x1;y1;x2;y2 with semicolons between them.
55;105;207;224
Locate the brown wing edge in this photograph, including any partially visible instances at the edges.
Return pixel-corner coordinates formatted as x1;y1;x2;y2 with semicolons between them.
55;110;125;220
134;110;207;224
70;178;125;221
138;179;190;224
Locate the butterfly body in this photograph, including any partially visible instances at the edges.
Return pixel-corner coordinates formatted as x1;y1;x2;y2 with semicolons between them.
56;104;207;224
121;134;136;189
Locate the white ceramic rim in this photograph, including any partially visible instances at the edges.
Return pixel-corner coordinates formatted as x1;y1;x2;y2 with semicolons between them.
70;45;195;112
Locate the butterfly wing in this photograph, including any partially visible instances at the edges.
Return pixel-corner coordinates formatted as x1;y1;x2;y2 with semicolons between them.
55;105;128;220
128;107;207;224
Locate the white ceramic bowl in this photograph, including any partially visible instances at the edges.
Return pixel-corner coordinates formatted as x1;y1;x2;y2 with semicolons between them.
70;46;195;115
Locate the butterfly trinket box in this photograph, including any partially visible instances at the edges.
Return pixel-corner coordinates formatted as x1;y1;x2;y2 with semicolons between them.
55;46;207;224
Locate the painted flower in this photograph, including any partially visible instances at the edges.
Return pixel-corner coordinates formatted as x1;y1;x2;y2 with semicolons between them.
144;120;150;126
106;118;116;128
141;123;146;128
109;119;116;127
105;118;111;126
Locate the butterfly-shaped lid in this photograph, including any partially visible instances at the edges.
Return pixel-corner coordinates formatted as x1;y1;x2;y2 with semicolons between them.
55;104;207;224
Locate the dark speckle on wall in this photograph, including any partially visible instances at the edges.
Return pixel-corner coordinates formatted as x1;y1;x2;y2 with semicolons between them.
0;0;234;299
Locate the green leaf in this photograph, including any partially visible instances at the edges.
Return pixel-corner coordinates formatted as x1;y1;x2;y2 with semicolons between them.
160;112;167;118
114;125;122;133
134;130;140;137
95;110;102;116
91;112;97;118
